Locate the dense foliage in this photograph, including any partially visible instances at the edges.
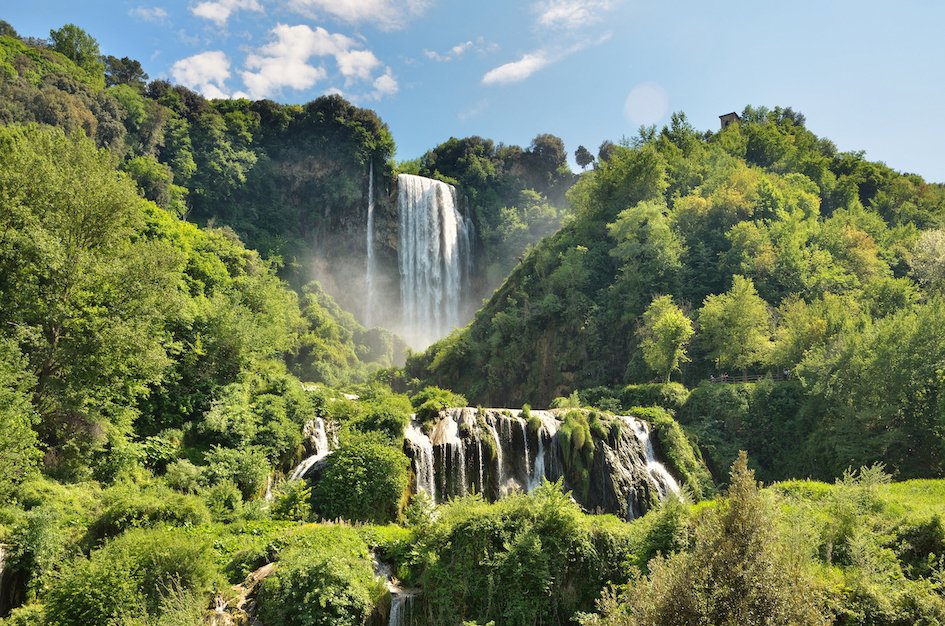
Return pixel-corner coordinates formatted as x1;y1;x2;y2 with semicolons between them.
411;106;945;480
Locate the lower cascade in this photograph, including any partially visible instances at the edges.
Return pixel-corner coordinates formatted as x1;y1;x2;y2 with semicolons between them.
288;417;332;481
402;408;680;519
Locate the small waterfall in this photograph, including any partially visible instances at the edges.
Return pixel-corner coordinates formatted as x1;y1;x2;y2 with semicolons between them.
389;592;417;626
365;160;376;327
485;417;504;496
289;418;331;481
405;421;436;503
520;418;530;479
477;437;485;495
622;417;681;498
397;174;473;347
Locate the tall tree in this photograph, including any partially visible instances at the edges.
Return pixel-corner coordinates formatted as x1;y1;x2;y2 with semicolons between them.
575;145;594;170
49;24;104;79
638;295;693;383
104;55;148;89
699;275;773;376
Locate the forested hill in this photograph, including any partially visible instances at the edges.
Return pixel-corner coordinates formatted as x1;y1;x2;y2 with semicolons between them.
410;107;945;480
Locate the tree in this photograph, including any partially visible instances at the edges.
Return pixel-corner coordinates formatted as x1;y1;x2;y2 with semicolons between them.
638;296;693;383
598;140;617;163
104;55;148;88
49;24;104;78
575;145;594;170
911;229;945;293
699;275;773;376
586;453;827;625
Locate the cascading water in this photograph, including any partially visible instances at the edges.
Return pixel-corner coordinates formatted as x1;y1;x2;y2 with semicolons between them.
365;161;376;327
622;416;681;498
405;421;436;503
402;408;681;520
397;174;473;347
288;417;331;481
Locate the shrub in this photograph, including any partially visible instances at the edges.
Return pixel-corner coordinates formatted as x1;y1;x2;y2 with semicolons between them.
620;383;690;413
312;433;409;523
45;528;215;626
203;445;271;500
411;386;467;424
271;479;312;522
256;526;384;626
164;459;203;494
87;482;210;542
203;480;244;522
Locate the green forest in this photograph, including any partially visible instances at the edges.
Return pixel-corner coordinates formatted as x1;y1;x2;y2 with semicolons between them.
1;20;945;626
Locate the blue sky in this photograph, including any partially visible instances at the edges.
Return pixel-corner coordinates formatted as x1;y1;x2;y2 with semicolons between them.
5;0;945;180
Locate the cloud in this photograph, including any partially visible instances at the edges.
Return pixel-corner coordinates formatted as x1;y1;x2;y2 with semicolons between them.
624;82;669;126
171;50;232;98
130;6;168;22
482;52;550;85
535;0;615;30
481;33;610;86
286;0;432;30
239;23;397;100
371;69;399;98
424;37;498;62
191;0;262;26
336;49;382;81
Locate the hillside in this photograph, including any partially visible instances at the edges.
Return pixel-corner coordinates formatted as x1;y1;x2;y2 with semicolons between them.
409;107;945;481
2;17;945;626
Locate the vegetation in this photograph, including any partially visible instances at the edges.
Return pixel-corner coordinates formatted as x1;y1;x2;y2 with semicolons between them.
2;18;945;626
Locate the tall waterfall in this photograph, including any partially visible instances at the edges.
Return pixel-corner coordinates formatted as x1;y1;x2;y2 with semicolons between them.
365;161;376;327
403;408;680;520
397;174;473;347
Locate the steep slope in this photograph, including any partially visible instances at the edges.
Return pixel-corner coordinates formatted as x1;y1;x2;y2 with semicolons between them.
409;108;945;479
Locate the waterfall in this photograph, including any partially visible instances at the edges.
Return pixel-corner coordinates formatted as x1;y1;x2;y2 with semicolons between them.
485;417;504;496
402;408;682;519
288;418;331;481
397;174;473;347
405;421;437;503
365;160;376;327
520;418;530;480
621;416;681;498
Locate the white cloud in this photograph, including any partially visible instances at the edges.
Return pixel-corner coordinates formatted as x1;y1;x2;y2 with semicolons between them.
191;0;262;26
130;6;168;22
482;52;549;85
287;0;432;31
372;69;398;98
424;37;498;62
482;34;610;86
624;82;669;126
239;23;397;100
171;50;232;98
535;0;615;30
336;49;382;81
425;41;472;62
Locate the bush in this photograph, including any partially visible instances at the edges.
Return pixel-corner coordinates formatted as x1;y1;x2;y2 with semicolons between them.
164;459;203;494
412;482;636;625
411;386;466;424
87;481;210;542
620;383;690;413
203;480;244;523
271;479;312;522
203;445;271;500
256;526;384;626
45;528;215;626
312;433;409;523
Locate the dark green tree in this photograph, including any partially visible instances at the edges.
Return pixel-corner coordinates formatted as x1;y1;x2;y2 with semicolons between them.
575;145;594;170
